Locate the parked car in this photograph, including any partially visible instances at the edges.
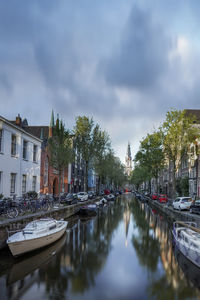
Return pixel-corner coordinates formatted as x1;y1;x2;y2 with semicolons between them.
172;197;193;211
98;191;105;196
158;194;168;203
104;189;110;195
77;192;88;202
190;200;200;214
151;193;158;200
60;193;78;205
88;191;95;199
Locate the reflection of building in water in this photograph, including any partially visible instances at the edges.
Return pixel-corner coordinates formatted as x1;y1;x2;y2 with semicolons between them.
6;271;39;300
123;208;130;247
146;205;200;296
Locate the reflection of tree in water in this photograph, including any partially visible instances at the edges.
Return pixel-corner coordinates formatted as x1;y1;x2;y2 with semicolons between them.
147;274;198;300
69;203;124;293
174;246;200;291
130;200;160;271
39;253;69;300
131;198;200;300
38;201;124;297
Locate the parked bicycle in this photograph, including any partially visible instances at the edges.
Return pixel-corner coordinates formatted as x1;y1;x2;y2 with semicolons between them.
0;199;18;219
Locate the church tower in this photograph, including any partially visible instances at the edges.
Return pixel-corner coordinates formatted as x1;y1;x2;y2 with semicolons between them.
125;142;132;176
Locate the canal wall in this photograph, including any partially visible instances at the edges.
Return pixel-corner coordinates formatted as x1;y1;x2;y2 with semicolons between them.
0;198;99;250
148;199;200;227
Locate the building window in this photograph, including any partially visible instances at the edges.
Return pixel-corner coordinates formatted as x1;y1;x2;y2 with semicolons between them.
0;129;2;153
33;145;37;162
22;175;27;194
32;176;37;192
10;173;16;195
23;140;28;160
11;134;17;156
0;172;2;194
44;157;49;187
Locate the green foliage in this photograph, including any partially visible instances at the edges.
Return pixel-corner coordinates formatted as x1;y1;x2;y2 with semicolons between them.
49;119;73;171
130;165;150;190
74;116;111;191
176;177;189;196
175;178;182;196
133;130;164;191
48;118;73;195
0;193;3;200
162;109;199;196
163;109;199;170
181;177;189;196
135;130;164;179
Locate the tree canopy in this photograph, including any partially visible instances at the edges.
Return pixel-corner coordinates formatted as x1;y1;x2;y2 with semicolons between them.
48;118;73;196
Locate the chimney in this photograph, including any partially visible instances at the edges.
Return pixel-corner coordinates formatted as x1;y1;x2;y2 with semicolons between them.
15;114;22;127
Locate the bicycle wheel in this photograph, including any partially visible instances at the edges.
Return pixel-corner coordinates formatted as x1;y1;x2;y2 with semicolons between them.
7;208;18;218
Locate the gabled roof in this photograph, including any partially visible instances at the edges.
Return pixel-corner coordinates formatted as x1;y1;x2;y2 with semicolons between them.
24;126;49;139
0;116;42;142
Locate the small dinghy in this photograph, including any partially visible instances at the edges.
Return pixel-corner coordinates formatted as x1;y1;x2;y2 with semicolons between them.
106;194;115;201
78;204;97;216
96;198;108;208
172;221;200;267
7;218;68;257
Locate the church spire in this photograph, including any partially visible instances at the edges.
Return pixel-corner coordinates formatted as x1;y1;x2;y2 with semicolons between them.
125;142;132;176
50;109;55;127
127;142;131;159
49;109;55;138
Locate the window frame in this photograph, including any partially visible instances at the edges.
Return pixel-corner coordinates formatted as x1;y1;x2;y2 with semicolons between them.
23;140;28;160
22;174;27;195
11;134;17;156
0;129;3;153
10;173;17;195
32;176;37;192
0;171;2;194
33;144;37;162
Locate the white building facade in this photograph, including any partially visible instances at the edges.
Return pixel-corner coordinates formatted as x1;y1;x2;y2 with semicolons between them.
0;116;41;198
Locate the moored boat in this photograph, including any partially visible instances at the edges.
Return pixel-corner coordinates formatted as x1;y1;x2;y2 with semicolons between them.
172;221;200;267
96;197;107;207
78;204;97;216
7;218;68;257
106;194;115;201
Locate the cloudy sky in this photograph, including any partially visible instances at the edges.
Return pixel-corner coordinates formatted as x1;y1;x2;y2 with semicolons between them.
1;0;200;163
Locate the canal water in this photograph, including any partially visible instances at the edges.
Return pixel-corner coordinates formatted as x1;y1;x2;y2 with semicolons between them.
1;194;200;300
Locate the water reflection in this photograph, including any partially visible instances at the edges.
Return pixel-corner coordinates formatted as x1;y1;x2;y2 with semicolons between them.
135;200;200;299
1;196;200;299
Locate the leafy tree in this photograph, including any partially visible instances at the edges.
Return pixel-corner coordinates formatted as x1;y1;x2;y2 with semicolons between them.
108;154;127;189
180;177;189;196
74;116;110;191
134;130;164;192
130;164;150;190
162;109;199;197
48;118;73;199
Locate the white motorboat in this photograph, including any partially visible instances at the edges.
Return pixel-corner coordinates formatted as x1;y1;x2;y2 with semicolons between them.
172;221;200;267
106;194;115;201
7;218;68;257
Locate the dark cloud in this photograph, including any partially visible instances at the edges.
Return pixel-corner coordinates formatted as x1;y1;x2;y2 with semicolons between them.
1;0;200;161
104;4;172;89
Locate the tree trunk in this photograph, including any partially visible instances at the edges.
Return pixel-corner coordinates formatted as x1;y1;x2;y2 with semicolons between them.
97;176;101;194
149;179;151;194
85;162;88;192
59;170;62;205
172;160;176;199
